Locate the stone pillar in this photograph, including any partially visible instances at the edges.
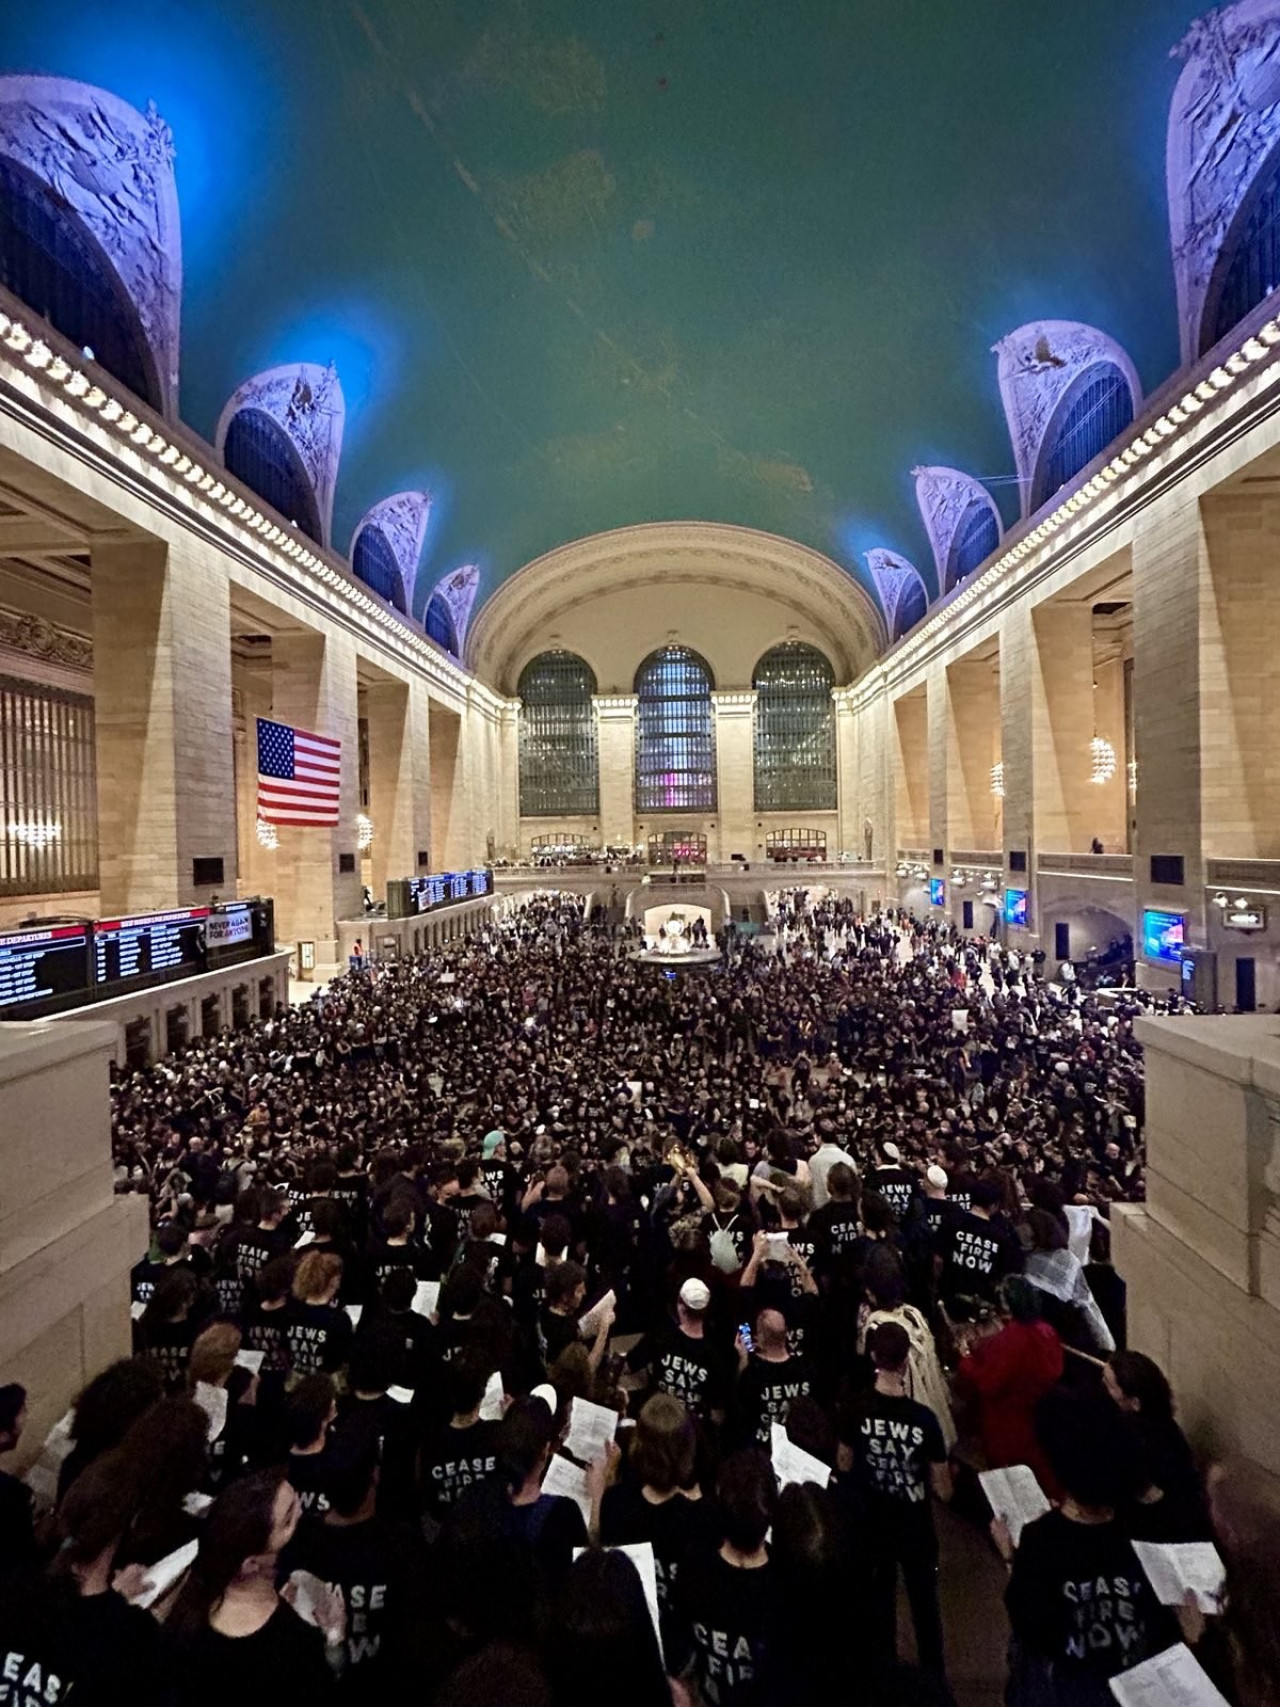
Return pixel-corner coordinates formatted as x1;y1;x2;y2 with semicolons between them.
428;701;464;868
92;538;236;913
1031;602;1098;854
495;699;521;861
892;691;928;851
364;675;432;900
834;688;860;858
269;628;361;963
1132;502;1206;975
594;695;637;852
1091;655;1128;853
0;1020;149;1479
946;659;1001;853
712;691;755;863
1113;1013;1280;1489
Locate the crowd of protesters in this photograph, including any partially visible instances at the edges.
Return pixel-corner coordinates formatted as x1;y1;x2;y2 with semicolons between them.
0;889;1274;1707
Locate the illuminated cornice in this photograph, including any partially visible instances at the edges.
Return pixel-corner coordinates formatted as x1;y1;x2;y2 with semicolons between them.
0;298;507;716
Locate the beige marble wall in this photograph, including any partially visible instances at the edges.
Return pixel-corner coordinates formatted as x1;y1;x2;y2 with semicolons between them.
0;1020;148;1474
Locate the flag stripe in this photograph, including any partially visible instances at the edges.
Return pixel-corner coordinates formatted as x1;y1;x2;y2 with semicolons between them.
256;716;343;828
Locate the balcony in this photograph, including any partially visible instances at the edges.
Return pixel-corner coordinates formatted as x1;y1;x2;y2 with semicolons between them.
1037;852;1134;880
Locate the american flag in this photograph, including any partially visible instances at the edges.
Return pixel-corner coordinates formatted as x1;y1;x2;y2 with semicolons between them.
256;718;341;826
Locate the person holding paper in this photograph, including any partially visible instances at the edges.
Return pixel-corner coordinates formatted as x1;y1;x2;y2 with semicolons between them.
419;1354;502;1526
164;1468;342;1699
0;1454;163;1706
547;1548;673;1707
1003;1397;1175;1706
674;1450;778;1707
848;1321;952;1685
600;1394;717;1650
954;1277;1064;1497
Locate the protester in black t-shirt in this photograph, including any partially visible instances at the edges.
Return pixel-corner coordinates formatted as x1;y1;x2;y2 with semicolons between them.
600;1392;717;1648
0;1382;34;1577
284;1437;429;1701
546;1548;672;1707
733;1308;817;1450
674;1449;777;1706
165;1468;343;1703
0;1455;161;1707
283;1375;342;1517
420;1355;502;1526
848;1322;951;1682
1003;1395;1175;1704
284;1252;354;1377
869;1144;917;1225
937;1175;1023;1315
637;1278;734;1425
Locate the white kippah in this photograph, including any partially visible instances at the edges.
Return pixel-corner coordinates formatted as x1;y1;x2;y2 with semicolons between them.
926;1165;948;1189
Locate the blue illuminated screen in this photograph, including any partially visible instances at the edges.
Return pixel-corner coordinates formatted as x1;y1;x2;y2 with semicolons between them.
1004;888;1029;927
1143;909;1185;964
929;878;945;906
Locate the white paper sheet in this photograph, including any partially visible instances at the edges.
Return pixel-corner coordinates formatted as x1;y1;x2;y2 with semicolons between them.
576;1541;664;1661
344;1304;363;1328
542;1452;593;1528
234;1349;265;1376
412;1279;441;1318
130;1299;146;1321
130;1539;198;1609
478;1369;506;1422
1131;1541;1225;1614
564;1397;618;1464
1108;1643;1230;1707
770;1422;831;1490
578;1289;616;1340
387;1385;415;1406
193;1381;228;1443
181;1490;213;1517
1065;1203;1099;1264
979;1464;1051;1548
287;1567;340;1632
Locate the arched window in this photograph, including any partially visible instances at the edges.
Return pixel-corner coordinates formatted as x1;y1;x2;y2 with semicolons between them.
1203;145;1280;355
518;651;599;817
634;646;716;813
351;526;406;612
222;408;322;542
0;153;161;409
946;503;1000;590
425;593;458;654
1032;364;1134;512
753;642;836;812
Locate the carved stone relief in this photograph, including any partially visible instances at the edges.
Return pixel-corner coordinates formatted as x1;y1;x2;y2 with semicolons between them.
864;549;930;643
992;321;1142;520
0;77;182;413
0;606;92;671
1168;1;1280;362
215;362;345;547
350;489;432;615
431;563;481;653
912;465;1003;593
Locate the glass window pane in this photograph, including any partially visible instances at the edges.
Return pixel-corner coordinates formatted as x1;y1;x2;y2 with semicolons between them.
634;647;717;813
518;651;599;817
1033;364;1133;512
0;674;98;896
752;642;836;812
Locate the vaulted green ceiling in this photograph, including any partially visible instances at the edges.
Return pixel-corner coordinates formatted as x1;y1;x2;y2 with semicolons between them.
4;0;1204;617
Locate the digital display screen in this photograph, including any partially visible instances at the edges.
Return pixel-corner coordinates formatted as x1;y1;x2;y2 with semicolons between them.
448;872;470;902
929;878;945;906
94;907;209;989
1004;888;1029;928
468;868;493;897
401;868;492;914
1143;909;1185;964
0;924;91;1014
206;904;253;949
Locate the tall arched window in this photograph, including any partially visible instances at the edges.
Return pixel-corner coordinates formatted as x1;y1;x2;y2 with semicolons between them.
425;593;458;655
0;154;161;409
518;651;599;817
1203;145;1280;355
351;526;406;613
634;646;716;812
753;642;836;811
222;408;323;542
946;503;1000;590
1032;364;1134;512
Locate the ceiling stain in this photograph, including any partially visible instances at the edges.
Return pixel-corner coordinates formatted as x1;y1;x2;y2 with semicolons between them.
465;7;606;116
493;149;617;243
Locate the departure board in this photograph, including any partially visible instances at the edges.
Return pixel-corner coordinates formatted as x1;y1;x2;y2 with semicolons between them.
389;867;492;918
93;907;209;989
0;924;91;1015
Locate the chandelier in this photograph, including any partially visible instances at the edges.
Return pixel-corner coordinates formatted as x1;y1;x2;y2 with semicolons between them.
990;761;1005;798
255;816;279;850
6;816;62;847
1127;758;1137;803
357;812;374;850
1090;736;1117;785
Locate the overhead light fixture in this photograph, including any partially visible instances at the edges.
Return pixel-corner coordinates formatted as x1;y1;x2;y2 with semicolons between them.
1090;736;1117;785
357;812;374;850
256;816;279;851
990;761;1004;797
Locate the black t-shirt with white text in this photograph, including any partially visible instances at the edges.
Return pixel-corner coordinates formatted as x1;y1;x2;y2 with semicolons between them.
938;1209;1023;1302
734;1354;817;1449
420;1417;501;1519
651;1324;734;1421
676;1552;774;1707
850;1390;945;1537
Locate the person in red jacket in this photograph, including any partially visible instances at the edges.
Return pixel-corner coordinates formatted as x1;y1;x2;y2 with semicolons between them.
954;1275;1064;1495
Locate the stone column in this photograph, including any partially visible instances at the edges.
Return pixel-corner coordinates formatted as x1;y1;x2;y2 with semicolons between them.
999;603;1037;944
269;628;361;963
92;538;236;913
594;695;638;852
946;659;1001;853
1132;500;1207;974
364;675;432;900
712;691;755;863
495;699;521;862
1090;655;1128;852
1031;602;1098;854
927;664;948;869
833;688;860;857
892;691;928;851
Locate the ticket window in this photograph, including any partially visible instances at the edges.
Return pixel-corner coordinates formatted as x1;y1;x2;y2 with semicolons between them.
125;1017;152;1070
232;984;251;1028
259;977;275;1019
166;1006;191;1056
200;994;221;1037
